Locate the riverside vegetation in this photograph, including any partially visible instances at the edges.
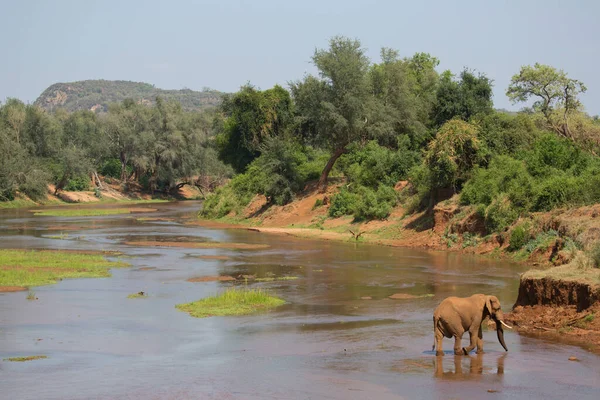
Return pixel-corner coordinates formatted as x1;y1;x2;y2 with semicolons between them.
3;36;600;284
197;37;600;287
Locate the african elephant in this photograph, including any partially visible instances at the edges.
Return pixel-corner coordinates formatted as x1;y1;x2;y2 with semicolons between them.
432;294;512;356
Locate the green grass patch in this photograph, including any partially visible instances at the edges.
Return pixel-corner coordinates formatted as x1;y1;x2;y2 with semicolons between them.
0;249;128;288
176;288;285;318
3;355;47;362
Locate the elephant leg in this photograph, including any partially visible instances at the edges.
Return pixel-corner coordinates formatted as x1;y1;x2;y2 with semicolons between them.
476;325;484;354
435;328;445;356
462;329;478;355
453;333;464;355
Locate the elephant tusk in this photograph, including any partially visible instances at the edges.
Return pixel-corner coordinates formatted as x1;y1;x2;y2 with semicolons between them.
500;320;513;329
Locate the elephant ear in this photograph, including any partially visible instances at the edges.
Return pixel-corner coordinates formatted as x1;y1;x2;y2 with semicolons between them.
485;296;493;316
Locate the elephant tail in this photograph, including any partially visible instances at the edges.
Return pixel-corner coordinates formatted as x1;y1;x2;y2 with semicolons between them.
432;315;438;352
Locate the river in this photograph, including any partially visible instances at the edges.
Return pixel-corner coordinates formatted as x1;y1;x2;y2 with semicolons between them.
1;201;599;399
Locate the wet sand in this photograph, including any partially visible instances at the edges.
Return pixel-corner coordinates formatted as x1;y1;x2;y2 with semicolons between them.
1;201;600;399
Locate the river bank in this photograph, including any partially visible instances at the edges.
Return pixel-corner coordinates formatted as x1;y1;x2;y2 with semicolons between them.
0;179;202;209
194;182;600;353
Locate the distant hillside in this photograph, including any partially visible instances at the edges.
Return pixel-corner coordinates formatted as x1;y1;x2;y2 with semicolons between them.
34;80;223;112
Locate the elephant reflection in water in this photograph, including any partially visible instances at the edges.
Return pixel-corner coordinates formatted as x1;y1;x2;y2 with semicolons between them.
434;353;506;379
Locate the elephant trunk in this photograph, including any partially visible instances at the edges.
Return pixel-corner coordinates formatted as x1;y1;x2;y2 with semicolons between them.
493;311;509;352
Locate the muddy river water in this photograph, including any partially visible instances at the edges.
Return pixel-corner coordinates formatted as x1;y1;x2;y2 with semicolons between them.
1;202;599;399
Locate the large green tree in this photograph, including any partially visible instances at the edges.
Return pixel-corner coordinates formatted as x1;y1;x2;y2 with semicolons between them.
291;36;374;191
369;50;439;147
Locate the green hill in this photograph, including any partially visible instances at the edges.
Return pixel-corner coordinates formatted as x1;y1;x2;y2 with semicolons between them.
34;80;223;112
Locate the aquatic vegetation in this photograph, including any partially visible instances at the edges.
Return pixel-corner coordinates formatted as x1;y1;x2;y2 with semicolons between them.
3;355;47;362
0;249;128;288
176;288;285;318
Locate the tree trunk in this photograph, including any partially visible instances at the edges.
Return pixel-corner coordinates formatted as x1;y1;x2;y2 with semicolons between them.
120;152;127;182
93;171;103;189
318;146;347;193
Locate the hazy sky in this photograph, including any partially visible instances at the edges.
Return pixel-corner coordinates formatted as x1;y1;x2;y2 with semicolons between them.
2;0;599;114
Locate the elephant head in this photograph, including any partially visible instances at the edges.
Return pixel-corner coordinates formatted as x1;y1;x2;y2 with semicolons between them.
484;295;512;352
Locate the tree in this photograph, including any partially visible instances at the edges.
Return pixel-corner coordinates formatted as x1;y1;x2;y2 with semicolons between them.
424;119;483;192
0;98;26;144
103;99;151;182
216;84;293;173
369;50;439;147
291;36;373;191
506;63;586;139
433;69;493;126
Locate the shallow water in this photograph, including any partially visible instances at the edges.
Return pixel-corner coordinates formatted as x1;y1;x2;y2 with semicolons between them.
1;202;599;399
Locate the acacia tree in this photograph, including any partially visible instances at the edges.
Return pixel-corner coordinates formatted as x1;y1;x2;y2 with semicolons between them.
291;36;373;191
506;63;586;140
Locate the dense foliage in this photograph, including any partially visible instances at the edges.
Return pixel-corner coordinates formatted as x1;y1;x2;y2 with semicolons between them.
0;97;231;201
202;37;599;224
4;36;600;231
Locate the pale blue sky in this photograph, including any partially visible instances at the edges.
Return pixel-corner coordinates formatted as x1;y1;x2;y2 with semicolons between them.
2;0;599;114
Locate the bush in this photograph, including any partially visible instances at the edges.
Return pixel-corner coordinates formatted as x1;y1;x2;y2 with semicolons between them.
484;194;519;233
424;119;483;190
523;134;583;177
508;224;530;252
201;185;243;218
353;185;396;220
476;112;538;157
339;140;420;189
533;173;580;211
328;189;358;218
18;168;50;201
64;175;90;191
460;156;533;207
100;158;123;179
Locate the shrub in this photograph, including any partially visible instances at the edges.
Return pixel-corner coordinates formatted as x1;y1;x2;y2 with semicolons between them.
339;140;420;189
508;224;530;251
460;156;532;207
201;185;242;218
100;158;123;179
424;119;483;190
64;175;90;191
523;134;582;177
533;173;580;211
476;111;538;156
484;194;519;233
523;230;559;254
18;168;50;201
328;189;358;218
353;185;396;221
